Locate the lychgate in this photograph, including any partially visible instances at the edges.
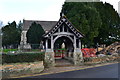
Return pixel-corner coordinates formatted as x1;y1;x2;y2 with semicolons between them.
43;15;84;67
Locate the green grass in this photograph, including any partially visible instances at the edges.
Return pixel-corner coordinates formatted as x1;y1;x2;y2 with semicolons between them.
54;48;66;50
2;49;18;53
2;49;42;53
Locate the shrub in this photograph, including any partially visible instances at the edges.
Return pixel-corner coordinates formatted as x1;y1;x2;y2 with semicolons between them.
2;52;45;64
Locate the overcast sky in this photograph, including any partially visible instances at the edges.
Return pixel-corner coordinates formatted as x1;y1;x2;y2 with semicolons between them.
0;0;119;25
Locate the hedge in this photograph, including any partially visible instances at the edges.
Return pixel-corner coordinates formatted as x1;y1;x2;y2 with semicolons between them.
2;52;45;64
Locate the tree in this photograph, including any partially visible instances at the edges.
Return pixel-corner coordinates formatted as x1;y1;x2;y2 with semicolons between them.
26;22;45;49
0;21;3;28
94;2;120;45
61;2;120;47
17;20;22;32
61;2;102;47
2;21;22;48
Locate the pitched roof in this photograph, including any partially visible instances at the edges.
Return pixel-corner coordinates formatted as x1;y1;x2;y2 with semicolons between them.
43;16;84;38
23;20;57;32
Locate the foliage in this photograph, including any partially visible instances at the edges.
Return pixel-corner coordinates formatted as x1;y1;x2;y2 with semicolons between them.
1;21;22;48
26;22;45;49
94;2;120;45
62;2;102;47
17;20;22;32
61;2;120;47
2;52;45;64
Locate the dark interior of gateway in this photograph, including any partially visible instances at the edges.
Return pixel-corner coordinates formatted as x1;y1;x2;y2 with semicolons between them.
54;36;74;59
54;36;74;66
54;36;74;51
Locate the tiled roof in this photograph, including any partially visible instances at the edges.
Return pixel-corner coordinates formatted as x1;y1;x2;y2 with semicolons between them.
23;20;57;32
43;16;84;38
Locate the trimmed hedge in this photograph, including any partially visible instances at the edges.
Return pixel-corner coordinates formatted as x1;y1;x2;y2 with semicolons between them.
2;52;45;64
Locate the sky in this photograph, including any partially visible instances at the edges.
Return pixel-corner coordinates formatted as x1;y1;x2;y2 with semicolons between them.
0;0;120;26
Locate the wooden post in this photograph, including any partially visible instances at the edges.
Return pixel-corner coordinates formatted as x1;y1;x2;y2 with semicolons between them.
51;36;53;51
62;25;64;32
74;36;76;52
79;39;81;49
67;27;69;32
46;39;48;49
58;28;60;32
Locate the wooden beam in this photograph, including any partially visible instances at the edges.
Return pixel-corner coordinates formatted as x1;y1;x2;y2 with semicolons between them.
79;39;81;49
46;39;48;49
74;36;76;51
53;32;74;36
58;28;60;32
62;25;64;32
51;36;53;50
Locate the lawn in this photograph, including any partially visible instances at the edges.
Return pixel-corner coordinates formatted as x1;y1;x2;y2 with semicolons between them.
2;49;18;53
1;49;43;53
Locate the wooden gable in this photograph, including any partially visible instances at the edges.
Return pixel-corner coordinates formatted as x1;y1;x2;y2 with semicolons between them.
43;16;84;38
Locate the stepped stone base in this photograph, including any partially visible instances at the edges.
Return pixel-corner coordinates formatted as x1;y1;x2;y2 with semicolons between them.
44;49;83;67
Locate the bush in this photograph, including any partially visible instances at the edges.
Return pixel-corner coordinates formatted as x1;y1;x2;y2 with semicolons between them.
2;52;45;64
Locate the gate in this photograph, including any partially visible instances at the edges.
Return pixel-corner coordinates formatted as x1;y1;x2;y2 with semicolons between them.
54;49;66;59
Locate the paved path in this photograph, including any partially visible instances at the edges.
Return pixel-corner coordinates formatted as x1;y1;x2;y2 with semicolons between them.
27;63;119;78
10;62;119;80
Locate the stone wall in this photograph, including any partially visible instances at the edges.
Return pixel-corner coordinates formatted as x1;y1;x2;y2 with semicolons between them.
84;55;119;65
1;61;44;79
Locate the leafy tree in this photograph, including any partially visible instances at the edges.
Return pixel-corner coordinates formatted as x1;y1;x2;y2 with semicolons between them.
61;2;102;47
2;21;22;48
26;22;45;49
61;2;120;47
17;20;22;32
94;2;120;45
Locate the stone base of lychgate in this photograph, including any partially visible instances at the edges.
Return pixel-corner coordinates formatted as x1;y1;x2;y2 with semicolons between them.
73;49;84;66
44;51;55;67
